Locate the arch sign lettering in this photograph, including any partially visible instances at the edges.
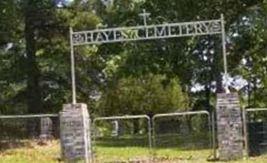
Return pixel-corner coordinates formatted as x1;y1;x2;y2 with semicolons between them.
69;10;228;103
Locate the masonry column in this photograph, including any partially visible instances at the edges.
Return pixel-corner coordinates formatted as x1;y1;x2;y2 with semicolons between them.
216;93;243;160
60;103;92;162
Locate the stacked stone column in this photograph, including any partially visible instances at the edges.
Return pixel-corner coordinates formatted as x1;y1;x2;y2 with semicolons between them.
216;93;243;160
60;103;91;162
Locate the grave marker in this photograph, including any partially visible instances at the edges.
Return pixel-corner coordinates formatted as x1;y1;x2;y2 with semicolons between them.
40;117;53;140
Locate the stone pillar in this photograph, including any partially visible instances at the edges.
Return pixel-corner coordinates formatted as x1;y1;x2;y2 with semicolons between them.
60;103;91;162
216;93;243;160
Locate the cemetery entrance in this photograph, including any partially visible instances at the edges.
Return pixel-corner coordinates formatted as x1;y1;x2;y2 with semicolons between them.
69;10;228;104
65;9;229;162
61;10;232;162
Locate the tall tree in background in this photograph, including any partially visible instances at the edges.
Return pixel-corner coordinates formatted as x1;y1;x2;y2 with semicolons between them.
0;0;25;114
0;0;266;115
94;0;265;110
24;0;42;113
23;0;61;113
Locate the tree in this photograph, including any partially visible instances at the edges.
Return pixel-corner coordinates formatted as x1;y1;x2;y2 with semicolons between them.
228;2;267;107
99;74;189;116
0;0;101;114
0;0;26;114
94;0;265;112
0;0;266;115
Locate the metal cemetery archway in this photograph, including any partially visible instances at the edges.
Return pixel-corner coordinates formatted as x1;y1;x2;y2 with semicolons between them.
69;10;228;104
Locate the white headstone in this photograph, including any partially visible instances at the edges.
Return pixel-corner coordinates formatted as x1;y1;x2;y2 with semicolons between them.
40;117;53;140
111;120;119;137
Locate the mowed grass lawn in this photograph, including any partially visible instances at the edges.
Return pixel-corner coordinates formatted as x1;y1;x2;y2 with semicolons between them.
1;140;267;163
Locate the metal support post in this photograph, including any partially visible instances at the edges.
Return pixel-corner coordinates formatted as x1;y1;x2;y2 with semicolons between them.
221;14;228;76
70;27;77;104
221;14;229;93
212;110;217;159
242;107;249;158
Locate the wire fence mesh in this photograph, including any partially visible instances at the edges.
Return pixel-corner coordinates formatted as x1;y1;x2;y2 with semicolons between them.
245;108;267;156
0;111;217;162
92;115;152;162
152;111;213;161
0;114;60;151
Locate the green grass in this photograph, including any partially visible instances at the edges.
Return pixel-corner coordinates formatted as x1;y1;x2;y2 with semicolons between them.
0;140;60;163
1;140;267;163
94;146;212;162
93;135;211;162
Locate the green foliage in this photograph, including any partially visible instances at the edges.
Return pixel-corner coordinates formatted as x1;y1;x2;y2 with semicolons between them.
229;3;267;107
99;74;189;115
0;0;266;114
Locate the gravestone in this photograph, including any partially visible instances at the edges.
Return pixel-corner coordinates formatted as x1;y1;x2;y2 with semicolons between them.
39;117;53;140
216;93;243;160
111;120;119;137
60;103;91;162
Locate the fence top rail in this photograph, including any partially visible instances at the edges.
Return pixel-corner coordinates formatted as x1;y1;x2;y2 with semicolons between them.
93;115;150;122
0;114;59;119
153;110;209;120
246;108;267;112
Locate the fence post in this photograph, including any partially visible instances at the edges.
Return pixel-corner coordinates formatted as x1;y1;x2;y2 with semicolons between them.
211;110;216;159
147;116;152;149
152;117;156;149
242;107;249;158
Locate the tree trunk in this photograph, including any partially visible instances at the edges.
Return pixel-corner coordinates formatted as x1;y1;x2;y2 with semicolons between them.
248;78;251;107
186;116;193;133
253;77;257;107
133;119;140;135
205;84;211;112
24;1;42;114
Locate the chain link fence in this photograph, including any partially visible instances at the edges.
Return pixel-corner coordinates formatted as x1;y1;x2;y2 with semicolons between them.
0;111;216;162
243;108;267;156
152;111;213;161
92;115;152;162
0;114;60;151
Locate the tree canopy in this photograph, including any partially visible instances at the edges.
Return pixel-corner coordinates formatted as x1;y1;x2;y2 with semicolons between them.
0;0;266;116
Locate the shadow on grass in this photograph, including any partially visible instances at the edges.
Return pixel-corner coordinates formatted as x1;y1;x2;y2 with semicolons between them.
0;139;57;152
153;133;211;150
0;140;34;151
95;134;211;151
95;135;149;147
